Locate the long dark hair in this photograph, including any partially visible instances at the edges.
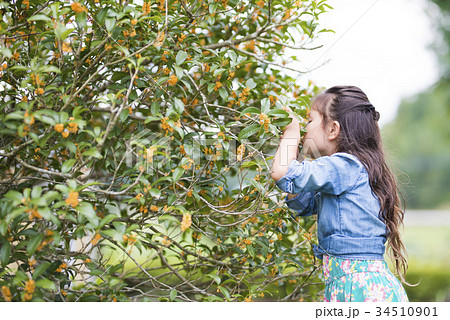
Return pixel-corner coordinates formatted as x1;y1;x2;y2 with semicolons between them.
311;85;411;285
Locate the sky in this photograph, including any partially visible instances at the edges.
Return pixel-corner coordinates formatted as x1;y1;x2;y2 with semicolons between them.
288;0;441;127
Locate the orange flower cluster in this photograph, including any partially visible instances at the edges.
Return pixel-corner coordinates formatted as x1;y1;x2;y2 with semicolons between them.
142;2;151;15
178;34;186;42
269;95;278;104
56;262;67;272
161;51;169;62
23;279;35;301
131;18;137;25
162;236;171;246
23;0;30;10
259;113;270;130
23;111;35;125
30;73;44;87
167;74;177;86
283;9;292;20
68;122;78;133
214;81;222;91
90;233;101;245
1;286;12;302
236;144;245;162
157;0;164;11
135;193;143;201
181;157;194;170
122;234;136;245
244;40;255;52
0;62;7;72
54;124;64;133
150;205;158;212
163;68;170;75
153;32;165;47
303;232;312;241
180;213;192;232
179;145;186;156
26;207;42;220
71;2;86;13
238;87;250;103
257;0;265;7
161;117;173;135
65;191;79;208
62;42;72;52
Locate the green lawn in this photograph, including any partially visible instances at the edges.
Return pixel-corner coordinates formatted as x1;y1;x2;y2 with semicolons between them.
386;226;450;301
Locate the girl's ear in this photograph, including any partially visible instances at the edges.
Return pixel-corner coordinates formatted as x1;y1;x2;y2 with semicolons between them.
328;120;340;141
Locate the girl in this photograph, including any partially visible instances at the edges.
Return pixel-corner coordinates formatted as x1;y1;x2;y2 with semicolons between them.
271;85;410;302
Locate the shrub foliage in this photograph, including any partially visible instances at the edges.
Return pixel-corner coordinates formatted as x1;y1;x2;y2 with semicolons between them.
0;0;332;301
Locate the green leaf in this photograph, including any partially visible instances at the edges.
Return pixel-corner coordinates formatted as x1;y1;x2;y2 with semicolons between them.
33;261;51;278
267;109;289;118
83;147;102;159
170;289;177;301
240;107;260;116
173;98;185;114
75;11;87;28
238;124;260;140
38;65;61;74
27;233;45;255
105;17;115;32
0;241;11;267
77;202;99;227
220;286;230;300
35;279;56;291
261;98;271;114
172;167;185;182
28;14;52;22
219;87;228;100
0;47;12;59
149;188;161;198
4;190;23;203
61;159;76;174
176;51;188;66
246;78;257;89
206;274;221;285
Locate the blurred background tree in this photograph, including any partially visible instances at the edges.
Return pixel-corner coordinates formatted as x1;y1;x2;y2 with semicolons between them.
382;0;450;302
382;0;450;209
0;0;332;301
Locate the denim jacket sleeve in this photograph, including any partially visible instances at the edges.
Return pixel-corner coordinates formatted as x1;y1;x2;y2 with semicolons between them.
283;191;320;217
275;152;362;195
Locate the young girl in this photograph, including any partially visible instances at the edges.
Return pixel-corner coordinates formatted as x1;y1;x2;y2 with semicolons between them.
271;85;409;302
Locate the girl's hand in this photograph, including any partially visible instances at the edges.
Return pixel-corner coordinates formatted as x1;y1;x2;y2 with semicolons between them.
282;106;299;125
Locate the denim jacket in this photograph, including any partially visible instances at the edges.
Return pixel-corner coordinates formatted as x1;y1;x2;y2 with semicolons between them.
275;152;387;260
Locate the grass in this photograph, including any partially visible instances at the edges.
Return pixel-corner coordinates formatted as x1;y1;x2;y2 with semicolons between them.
385;226;450;301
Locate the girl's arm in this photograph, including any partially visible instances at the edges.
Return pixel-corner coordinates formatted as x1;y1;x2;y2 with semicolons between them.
270;107;302;186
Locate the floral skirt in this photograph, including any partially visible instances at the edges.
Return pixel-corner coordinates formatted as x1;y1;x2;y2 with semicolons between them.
322;255;409;302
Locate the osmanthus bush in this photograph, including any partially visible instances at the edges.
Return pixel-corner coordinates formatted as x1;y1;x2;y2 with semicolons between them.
0;0;332;301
